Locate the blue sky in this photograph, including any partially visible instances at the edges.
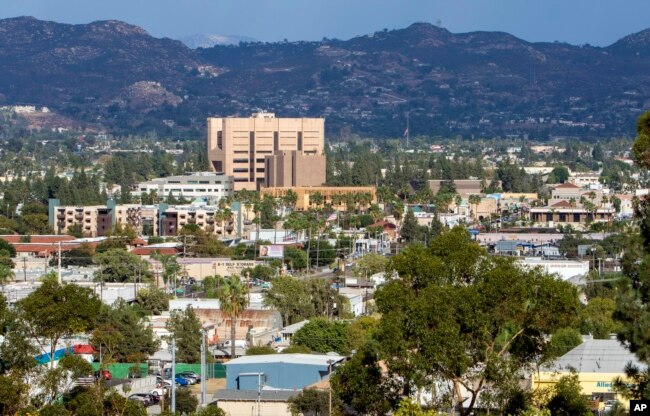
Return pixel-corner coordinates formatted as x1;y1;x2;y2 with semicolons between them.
0;0;648;46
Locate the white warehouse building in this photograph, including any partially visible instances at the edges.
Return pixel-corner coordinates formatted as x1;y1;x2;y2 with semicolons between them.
516;257;590;281
132;172;234;201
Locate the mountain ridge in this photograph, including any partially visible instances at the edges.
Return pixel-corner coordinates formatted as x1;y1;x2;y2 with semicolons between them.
0;17;649;138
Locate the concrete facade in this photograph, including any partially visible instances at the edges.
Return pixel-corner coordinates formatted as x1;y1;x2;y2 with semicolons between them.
49;200;241;238
264;151;326;187
260;186;376;211
207;112;325;191
132;172;234;201
428;179;483;197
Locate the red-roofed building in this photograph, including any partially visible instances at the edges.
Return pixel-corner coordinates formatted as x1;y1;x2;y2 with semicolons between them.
0;235;76;244
369;220;398;241
131;246;181;257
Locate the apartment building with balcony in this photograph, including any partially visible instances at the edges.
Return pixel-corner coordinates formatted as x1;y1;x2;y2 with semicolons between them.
49;199;242;238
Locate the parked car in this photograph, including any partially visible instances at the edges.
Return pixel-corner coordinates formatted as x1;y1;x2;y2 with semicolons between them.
147;389;163;403
155;376;173;388
604;400;619;413
128;394;152;407
178;371;201;384
94;370;112;381
174;376;190;386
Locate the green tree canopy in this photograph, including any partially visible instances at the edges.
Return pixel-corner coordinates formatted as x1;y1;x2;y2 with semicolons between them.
373;227;579;416
166;307;202;363
292;317;350;355
17;280;102;368
94;248;152;283
91;300;160;363
264;276;313;326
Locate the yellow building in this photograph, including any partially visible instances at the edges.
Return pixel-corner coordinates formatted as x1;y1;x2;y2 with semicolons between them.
261;186;377;211
532;339;639;409
207;112;325;191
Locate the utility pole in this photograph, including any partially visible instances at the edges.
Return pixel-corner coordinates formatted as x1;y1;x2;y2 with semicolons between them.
171;338;176;413
23;257;26;282
201;329;206;406
306;226;312;277
57;241;62;284
327;360;334;416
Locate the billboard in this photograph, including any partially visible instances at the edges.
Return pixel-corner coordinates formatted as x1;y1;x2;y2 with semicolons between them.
259;245;284;258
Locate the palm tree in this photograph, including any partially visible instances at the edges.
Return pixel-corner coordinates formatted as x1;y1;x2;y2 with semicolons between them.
468;194;481;219
282;189;298;214
311;192;324;210
217;276;250;358
0;264;14;287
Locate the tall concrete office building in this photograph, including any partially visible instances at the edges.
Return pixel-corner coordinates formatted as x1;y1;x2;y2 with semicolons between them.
207;112;325;190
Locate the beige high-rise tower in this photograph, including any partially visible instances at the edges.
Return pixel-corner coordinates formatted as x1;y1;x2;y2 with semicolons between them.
207;112;325;191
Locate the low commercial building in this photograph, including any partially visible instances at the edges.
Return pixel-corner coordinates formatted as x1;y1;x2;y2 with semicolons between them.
529;204;615;227
212;390;296;416
516;257;589;281
225;353;344;390
132;172;234;201
261;186;376;211
533;339;643;408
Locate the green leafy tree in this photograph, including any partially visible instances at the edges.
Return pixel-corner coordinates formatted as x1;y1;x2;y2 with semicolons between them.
95;237;127;253
174;387;198;415
547;166;570;184
284;246;309;270
309;239;335;267
546;373;591;416
135;285;169;315
400;208;420;243
545;327;583;360
91;301;159;363
246;346;277;355
354;253;388;278
393;398;438;416
578;297;620;338
614;112;650;400
331;343;396;416
217;276;249;357
0;374;29;414
50;242;95;267
152;253;181;286
264;276;313;326
282;345;312;354
36;354;94;405
166;307;202;363
374;227;579;416
288;388;332;416
66;223;84;238
17;280;101;369
94;249;152;283
292;317;350;354
0;264;13;287
194;406;227;416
